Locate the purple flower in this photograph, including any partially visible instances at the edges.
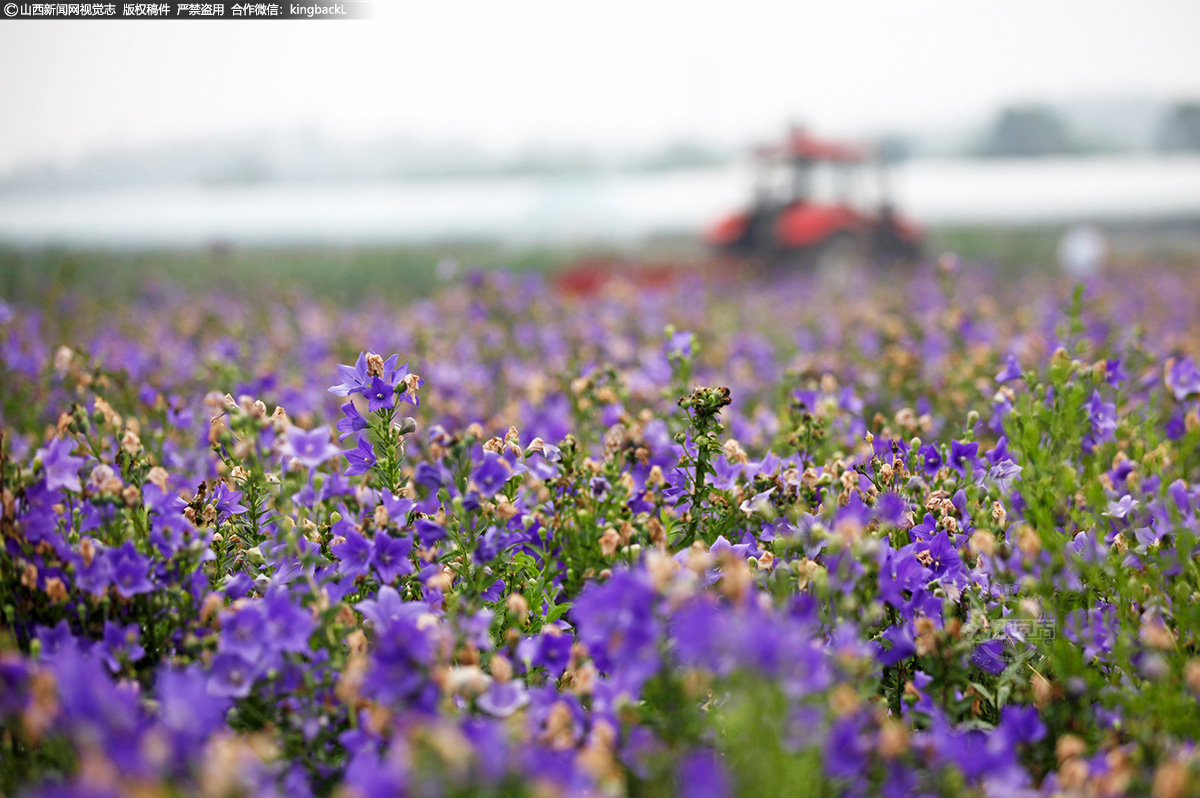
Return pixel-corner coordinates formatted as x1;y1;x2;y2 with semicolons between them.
328;351;377;397
986;436;1014;465
985;459;1023;493
35;620;79;659
100;622;145;672
209;482;248;521
997;705;1046;747
359;610;435;708
677;749;730;798
589;475;611;499
329;351;411;403
282;425;341;469
263;590;315;654
343;436;377;476
471;452;512;498
996;354;1024;383
76;548;114;595
36;436;84;493
372;532;414;584
1105;358;1128;387
332;524;374;579
143;482;186;516
344;749;408;798
918;443;942;477
364;376;395;412
109;543;154;597
1166;357;1200;401
573;569;660;693
207;652;258;698
876;624;916;666
481;577;505;601
1105;494;1139;520
1085;391;1117;446
477;680;529;717
415;518;446;547
355;585;428;632
1065;603;1118;662
450;612;488;655
158;665;231;739
337;401;368;441
532;632;574;675
825;718;867;779
948;440;981;477
666;330;695;360
219;603;268;661
0;656;29;716
877;545;932;610
970;639;1008;675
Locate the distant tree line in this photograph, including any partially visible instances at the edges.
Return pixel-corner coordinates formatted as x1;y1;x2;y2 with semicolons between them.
977;101;1200;157
1157;103;1200;153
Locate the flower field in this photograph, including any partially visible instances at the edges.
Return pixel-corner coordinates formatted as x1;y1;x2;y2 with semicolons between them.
2;258;1200;797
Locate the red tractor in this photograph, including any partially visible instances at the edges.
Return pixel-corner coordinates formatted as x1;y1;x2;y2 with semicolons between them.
705;127;923;271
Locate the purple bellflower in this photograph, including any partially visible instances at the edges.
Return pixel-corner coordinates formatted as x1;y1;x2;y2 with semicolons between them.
343;437;377;476
282;425;341;469
36;436;85;493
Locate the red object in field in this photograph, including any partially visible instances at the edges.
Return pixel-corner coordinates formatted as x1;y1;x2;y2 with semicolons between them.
775;205;859;248
762;129;866;163
705;126;922;267
553;257;691;298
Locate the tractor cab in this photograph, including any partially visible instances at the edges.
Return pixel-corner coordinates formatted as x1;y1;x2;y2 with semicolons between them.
706;127;922;268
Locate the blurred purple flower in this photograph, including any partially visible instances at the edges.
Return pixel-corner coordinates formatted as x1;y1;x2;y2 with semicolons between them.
876;624;916;666
477;680;529;717
282;425;341;468
158;665;232;740
36;436;84;493
1064;603;1118;662
207;652;258;698
996;354;1024;383
677;749;730;798
1166;356;1200;401
355;585;429;633
371;532;413;584
100;622;144;672
574;568;660;693
219;603;268;661
332;525;373;579
472;452;512;498
971;639;1008;675
0;655;29;716
264;590;315;654
109;543;154;598
666;330;695;359
1085;391;1117;446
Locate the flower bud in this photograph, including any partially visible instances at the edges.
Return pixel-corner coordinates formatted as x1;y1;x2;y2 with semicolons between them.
506;593;529;625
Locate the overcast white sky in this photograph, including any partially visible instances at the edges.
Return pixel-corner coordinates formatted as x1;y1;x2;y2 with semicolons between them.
1;0;1198;174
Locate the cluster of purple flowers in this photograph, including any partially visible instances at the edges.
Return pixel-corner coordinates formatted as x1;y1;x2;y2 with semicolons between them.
1;262;1200;797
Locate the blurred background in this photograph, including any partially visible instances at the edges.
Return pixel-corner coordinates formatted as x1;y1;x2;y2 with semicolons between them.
2;0;1199;299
